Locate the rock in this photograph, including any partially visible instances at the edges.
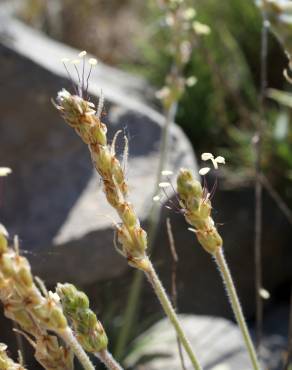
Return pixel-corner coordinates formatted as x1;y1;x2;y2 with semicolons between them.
260;304;290;370
0;16;197;285
125;310;290;370
124;314;251;370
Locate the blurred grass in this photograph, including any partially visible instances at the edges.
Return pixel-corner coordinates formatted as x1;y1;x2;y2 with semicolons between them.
18;0;292;195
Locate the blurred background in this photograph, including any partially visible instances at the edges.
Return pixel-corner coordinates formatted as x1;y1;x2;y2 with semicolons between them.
17;0;292;194
1;0;292;369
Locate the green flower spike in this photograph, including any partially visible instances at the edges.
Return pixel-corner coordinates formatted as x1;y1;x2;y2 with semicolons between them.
57;283;108;353
177;163;261;370
177;168;222;254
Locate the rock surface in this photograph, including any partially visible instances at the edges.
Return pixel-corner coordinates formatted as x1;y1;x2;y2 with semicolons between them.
125;309;290;370
0;16;197;285
124;314;251;370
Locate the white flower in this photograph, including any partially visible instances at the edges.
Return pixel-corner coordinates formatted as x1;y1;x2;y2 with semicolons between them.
60;57;70;63
155;86;170;100
201;152;214;161
153;195;161;202
215;156;225;164
193;21;211;35
48;291;61;303
158;182;171;188
57;89;71;102
201;152;226;170
199;167;211;176
88;58;98;66
161;170;173;176
186;76;197;87
78;50;87;57
0;167;12;177
165;14;175;27
259;288;270;300
183;8;196;21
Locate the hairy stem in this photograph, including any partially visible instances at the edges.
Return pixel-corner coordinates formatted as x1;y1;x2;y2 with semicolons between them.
95;349;124;370
214;249;261;370
145;260;202;370
59;328;95;370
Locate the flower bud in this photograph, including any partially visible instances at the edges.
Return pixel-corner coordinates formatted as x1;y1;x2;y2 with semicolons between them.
111;158;125;187
57;283;89;316
12;309;35;332
196;227;222;254
58;284;109;353
133;228;148;255
95;149;112;175
199;200;211;219
17;267;33;288
1;254;14;277
0;230;8;256
177;167;223;255
177;169;203;208
119;202;137;228
91;123;107;146
48;307;68;330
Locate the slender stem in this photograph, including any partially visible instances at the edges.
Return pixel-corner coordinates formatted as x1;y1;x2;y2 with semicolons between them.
145;260;202;370
166;217;187;370
113;270;143;360
214;248;261;370
59;328;95;370
95;349;124;370
155;102;178;191
255;168;263;350
260;174;292;227
254;10;268;351
284;287;292;370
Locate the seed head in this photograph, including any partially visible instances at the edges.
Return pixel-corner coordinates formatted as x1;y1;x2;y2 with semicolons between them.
177;168;222;254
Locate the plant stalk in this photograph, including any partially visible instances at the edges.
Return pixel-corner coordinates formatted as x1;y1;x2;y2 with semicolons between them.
59;328;95;370
214;248;261;370
284;287;292;370
145;260;202;370
113;270;143;360
155;102;178;190
95;349;124;370
254;9;268;351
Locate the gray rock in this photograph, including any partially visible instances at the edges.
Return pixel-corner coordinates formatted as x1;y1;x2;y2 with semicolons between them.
260;304;290;370
0;16;197;285
126;310;290;370
124;314;252;370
